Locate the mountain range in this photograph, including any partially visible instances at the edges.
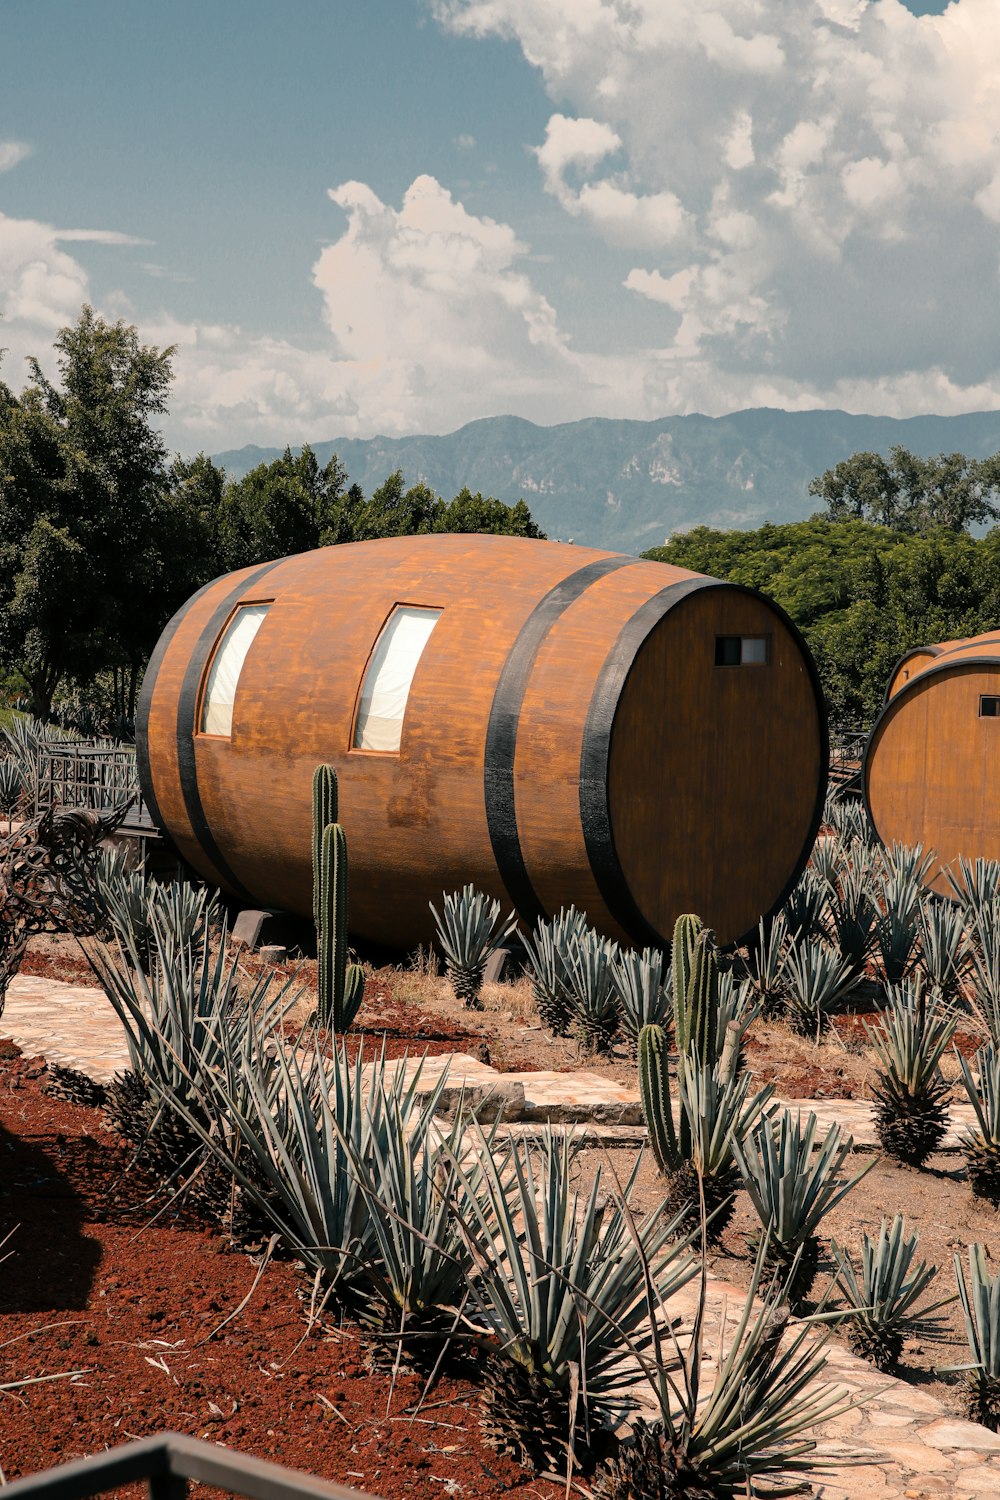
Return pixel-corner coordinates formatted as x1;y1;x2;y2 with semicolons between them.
211;408;1000;555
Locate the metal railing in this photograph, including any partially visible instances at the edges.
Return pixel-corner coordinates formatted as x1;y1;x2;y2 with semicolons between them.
35;743;139;816
0;1432;382;1500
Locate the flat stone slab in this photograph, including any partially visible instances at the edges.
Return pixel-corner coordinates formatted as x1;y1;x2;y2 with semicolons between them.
3;975;130;1084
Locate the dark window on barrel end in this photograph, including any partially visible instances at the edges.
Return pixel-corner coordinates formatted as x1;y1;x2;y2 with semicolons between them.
980;696;1000;718
715;635;769;667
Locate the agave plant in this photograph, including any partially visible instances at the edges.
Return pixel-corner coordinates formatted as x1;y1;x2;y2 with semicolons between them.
83;913;294;1191
563;928;621;1052
826;861;877;974
734;1109;872;1311
782;869;829;945
0;757;23;817
831;1216;954;1371
945;856;1000;919
943;1245;1000;1430
165;1020;455;1298
612;944;671;1050
866;978;956;1167
917;896;970;1003
522;906;589;1036
876;841;936;910
874;906;920;985
957;1044;1000;1207
332;1091;505;1364
781;937;854;1040
592;1239;867;1500
430;885;517;1009
742;914;790;1021
452;1126;696;1472
639;1025;771;1239
809;835;843;892
825;792;875;847
966;902;1000;1045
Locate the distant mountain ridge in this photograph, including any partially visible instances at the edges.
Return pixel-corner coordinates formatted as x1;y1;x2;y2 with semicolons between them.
210;408;1000;554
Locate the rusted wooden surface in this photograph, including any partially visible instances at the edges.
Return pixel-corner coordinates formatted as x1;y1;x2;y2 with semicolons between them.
137;536;827;949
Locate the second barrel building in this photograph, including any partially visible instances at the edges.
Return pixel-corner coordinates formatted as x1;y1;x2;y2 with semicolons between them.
137;535;827;950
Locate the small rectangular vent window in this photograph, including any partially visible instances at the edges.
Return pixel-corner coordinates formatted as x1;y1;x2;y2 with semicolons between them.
201;603;270;737
354;606;441;752
715;635;769;667
981;696;1000;718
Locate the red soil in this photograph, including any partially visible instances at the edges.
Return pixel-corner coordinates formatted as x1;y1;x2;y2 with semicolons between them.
0;1047;560;1498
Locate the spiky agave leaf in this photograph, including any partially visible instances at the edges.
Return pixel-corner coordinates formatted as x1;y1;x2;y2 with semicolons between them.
782;869;829;946
449;1126;697;1471
944;856;1000;920
564;928;621;1052
966;901;1000;1046
612;945;671;1050
917;896;970;1003
826;861;877;974
522;906;589;1035
430;885;517;1009
866;977;956;1167
957;1043;1000;1207
781;937;854;1040
742;914;791;1021
665;1060;773;1242
831;1215;954;1371
329;1088;510;1369
593;1239;869;1500
734;1110;872;1310
941;1245;1000;1431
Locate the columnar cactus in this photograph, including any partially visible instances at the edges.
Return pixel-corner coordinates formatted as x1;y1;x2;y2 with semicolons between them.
312;764;364;1031
638;1022;682;1177
312;764;339;927
672;914;721;1068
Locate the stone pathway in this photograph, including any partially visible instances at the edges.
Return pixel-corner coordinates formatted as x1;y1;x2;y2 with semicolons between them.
4;974;1000;1496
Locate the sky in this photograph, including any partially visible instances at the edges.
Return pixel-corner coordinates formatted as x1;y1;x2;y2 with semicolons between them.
1;0;996;455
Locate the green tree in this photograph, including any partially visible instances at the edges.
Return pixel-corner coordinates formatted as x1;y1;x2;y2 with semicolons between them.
436;487;543;537
216;445;348;570
645;517;1000;727
809;446;1000;532
0;306;177;720
317;468;545;544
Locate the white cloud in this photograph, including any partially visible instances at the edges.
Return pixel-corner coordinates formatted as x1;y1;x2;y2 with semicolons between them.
0;140;32;173
434;0;1000;405
57;228;152;245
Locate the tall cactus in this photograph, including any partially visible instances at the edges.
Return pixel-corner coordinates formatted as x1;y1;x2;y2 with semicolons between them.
638;1022;684;1175
312;764;339;927
312;765;364;1031
672;914;721;1068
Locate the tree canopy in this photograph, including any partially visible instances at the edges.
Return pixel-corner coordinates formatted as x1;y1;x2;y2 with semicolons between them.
809;445;1000;532
0;307;202;720
645;518;1000;725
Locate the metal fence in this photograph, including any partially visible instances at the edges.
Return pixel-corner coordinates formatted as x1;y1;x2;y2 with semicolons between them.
828;724;868;796
35;743;139;816
0;1432;382;1500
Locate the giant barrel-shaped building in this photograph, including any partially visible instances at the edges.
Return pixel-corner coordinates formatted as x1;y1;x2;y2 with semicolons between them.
866;630;1000;893
137;535;827;951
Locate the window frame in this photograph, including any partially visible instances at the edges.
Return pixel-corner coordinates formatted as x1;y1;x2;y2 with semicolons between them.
197;600;273;740
350;601;443;756
714;634;771;668
980;694;1000;719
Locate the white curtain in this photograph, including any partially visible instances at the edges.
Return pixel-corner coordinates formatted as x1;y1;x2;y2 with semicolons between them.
354;607;441;752
201;604;270;736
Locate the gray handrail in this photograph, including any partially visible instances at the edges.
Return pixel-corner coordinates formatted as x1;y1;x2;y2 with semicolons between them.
0;1432;382;1500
